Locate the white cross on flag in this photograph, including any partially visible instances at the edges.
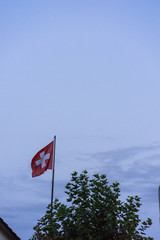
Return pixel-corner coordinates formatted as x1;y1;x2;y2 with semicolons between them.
31;141;54;177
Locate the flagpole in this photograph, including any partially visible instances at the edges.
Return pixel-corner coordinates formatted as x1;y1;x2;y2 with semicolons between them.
158;186;160;225
51;135;56;208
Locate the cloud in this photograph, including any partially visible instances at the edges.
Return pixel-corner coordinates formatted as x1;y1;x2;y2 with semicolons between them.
78;143;160;203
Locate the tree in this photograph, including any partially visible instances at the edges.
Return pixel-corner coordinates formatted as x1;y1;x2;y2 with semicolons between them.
31;170;153;240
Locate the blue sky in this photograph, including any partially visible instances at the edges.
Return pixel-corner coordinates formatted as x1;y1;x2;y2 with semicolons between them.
0;1;160;239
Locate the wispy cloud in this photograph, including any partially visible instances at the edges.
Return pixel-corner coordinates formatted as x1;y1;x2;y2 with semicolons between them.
78;144;160;203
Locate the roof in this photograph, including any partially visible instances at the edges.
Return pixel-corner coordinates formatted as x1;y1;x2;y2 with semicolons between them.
0;218;20;240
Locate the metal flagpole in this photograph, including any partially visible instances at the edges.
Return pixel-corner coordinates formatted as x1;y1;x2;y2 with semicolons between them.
51;135;56;209
158;186;160;225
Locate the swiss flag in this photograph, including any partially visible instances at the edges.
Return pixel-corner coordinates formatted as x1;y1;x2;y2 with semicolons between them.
31;141;54;177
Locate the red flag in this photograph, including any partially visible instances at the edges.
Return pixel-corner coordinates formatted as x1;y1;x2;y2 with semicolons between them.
31;141;54;177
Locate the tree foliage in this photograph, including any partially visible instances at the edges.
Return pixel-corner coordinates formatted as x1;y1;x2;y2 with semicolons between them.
31;170;153;240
